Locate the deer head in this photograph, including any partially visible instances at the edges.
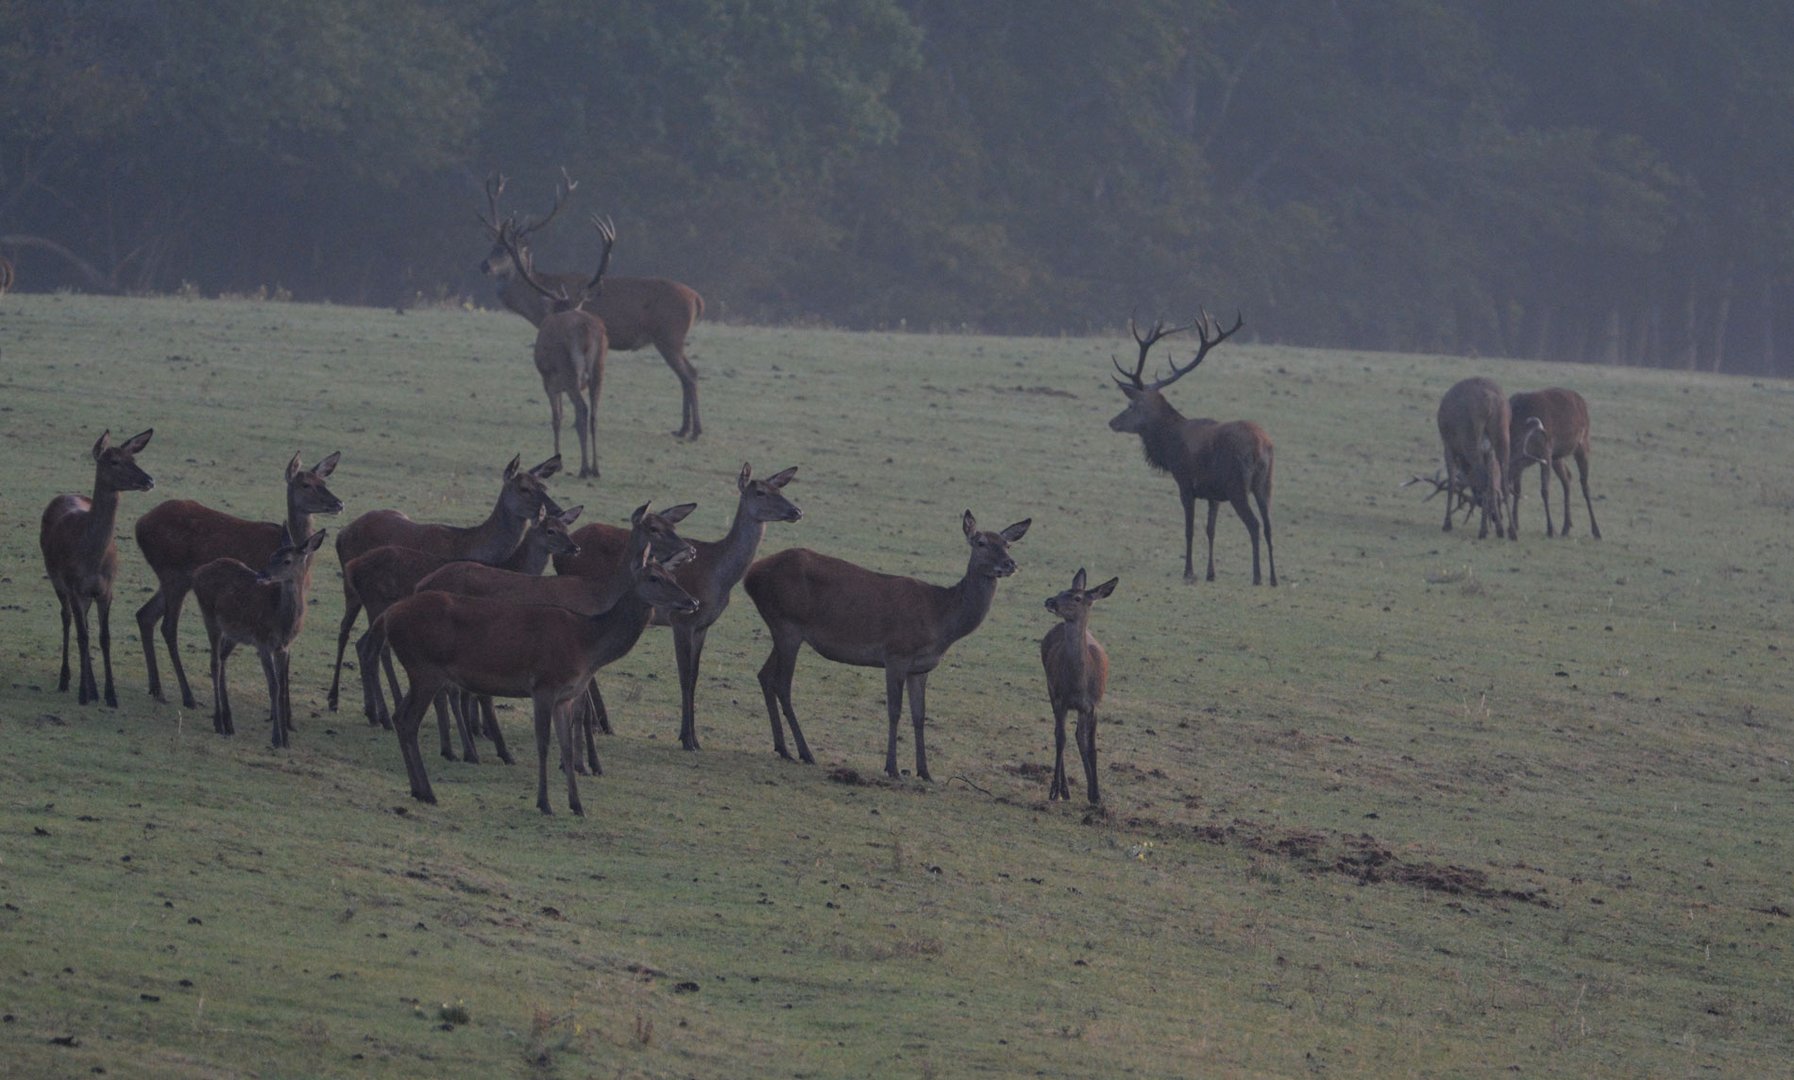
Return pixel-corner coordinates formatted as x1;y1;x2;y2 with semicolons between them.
738;464;803;524
285;451;345;515
255;529;329;586
92;429;156;492
1108;311;1243;432
1044;568;1118;622
963;510;1030;578
477;169;576;279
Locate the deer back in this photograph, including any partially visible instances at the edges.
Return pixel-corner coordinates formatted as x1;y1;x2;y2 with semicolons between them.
1508;387;1591;464
582;277;703;352
1437;377;1511;477
335;455;559;567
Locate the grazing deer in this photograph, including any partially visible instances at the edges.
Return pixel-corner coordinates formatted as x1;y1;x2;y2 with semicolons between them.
1507;388;1602;540
483;193;617;479
743;510;1030;781
325;454;561;714
1436;377;1513;540
1109;313;1276;585
39;429;156;706
478;172;707;439
1040;569;1117;805
134;451;344;708
345;504;584;736
374;545;699;814
192;529;327;746
416;502;696;768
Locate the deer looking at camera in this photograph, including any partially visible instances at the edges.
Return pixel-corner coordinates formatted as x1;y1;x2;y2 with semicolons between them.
1507;388;1601;540
1436;377;1513;540
40;429;156;707
1040;568;1116;805
192;529;328;747
478;171;707;439
1109;312;1276;585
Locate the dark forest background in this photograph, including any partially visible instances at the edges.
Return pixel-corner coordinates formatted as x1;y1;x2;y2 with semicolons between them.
4;0;1792;374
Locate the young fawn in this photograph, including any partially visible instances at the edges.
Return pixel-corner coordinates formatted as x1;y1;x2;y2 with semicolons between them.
1040;569;1117;804
192;529;328;747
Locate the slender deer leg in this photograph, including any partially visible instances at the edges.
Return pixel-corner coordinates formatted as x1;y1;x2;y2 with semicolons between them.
585;372;602;478
279;647;296;735
1553;458;1573;536
675;624;708;751
906;672;931;781
882;665;906;778
1179;489;1198;580
1575;449;1600;539
216;640;237;735
1204;500;1220;582
56;592;73;693
156;586;197;708
1079;708;1100;804
259;649;282;748
1229;492;1261;585
391;680;440;804
1050;701;1070;801
556;698;583;817
72;596;97;704
758;638;798;761
586;679;612;735
1255;484;1277;586
569;392;595;479
532;696;555;815
97;592;119;707
432;690;460;761
136;592;167;702
547;393;564;464
1441;452;1456;533
209;632;227;734
328;597;363;712
478;696;514;765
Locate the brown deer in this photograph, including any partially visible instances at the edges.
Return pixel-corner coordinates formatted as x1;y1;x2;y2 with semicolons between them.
373;545;699;814
345;504;584;737
325;454;561;714
39;429;156;706
416;502;696;768
1040;568;1116;804
478;172;707;439
134;451;344;708
1507;388;1602;540
1436;377;1513;540
743;510;1031;781
191;529;327;746
1109;313;1276;585
484;197;617;479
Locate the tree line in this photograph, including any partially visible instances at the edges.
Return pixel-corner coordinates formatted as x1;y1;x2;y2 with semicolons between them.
3;0;1790;375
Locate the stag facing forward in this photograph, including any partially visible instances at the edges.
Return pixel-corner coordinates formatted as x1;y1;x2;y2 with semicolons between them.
1109;313;1276;585
193;529;327;746
40;429;156;706
1040;568;1116;805
1507;388;1601;539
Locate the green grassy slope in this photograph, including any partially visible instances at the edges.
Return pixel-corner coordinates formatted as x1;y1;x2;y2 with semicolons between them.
1;294;1789;1078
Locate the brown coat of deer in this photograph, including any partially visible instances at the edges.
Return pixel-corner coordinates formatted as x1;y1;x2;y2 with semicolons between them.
39;429;156;706
1109;313;1277;585
1436;377;1513;540
1507;388;1601;539
373;545;699;814
478;172;706;439
192;529;327;747
1040;568;1116;804
134;451;343;708
743;511;1030;781
325;454;561;714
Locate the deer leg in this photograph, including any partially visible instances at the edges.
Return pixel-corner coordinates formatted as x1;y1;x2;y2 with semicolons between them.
258;648;283;748
71;594;97;704
391;678;440;804
556;698;584;817
907;673;933;782
576;690;604;776
55;590;72;693
1575;448;1601;539
1229;492;1263;585
1255;483;1277;587
208;631;227;735
674;624;707;751
217;640;237;735
453;689;482;764
1552;457;1573;537
1204;500;1221;582
1441;452;1457;532
1050;700;1070;801
569;391;596;480
432;689;459;761
587;678;612;736
1531;459;1552;536
532;696;556;815
757;636;800;761
1078;708;1100;805
547;391;565;465
136;590;167;702
660;343;701;439
1180;489;1198;580
155;585;197;708
354;631;383;726
279;646;296;734
380;647;404;728
97;592;119;707
328;593;363;712
479;696;514;765
883;665;906;779
586;362;603;478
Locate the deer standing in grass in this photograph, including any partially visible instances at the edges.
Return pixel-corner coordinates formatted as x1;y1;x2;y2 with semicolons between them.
374;545;699;814
1109;312;1276;585
478;172;707;439
1436;377;1513;540
1507;388;1601;540
1040;569;1116;804
743;511;1030;781
134;451;343;708
192;529;327;747
326;454;561;715
482;189;617;479
39;429;156;706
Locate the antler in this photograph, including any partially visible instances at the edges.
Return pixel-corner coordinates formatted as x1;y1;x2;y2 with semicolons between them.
1141;308;1244;391
515;166;578;240
1111;313;1190;388
477;172;508;237
582;214;616;296
1401;471;1455;502
495;216;573;306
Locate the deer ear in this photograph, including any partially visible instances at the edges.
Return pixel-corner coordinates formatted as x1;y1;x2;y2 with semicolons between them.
559;505;584;526
962;510;977;539
302;529;328;555
767;466;798;488
286;452;303;481
313;450;342;478
630;501;651;526
738;462;752;491
1071;568;1087;591
1091;577;1118;600
531;455;562;479
503;455;521;479
120;429;154;455
1000;519;1031;543
92;430;113;461
660;502;697;524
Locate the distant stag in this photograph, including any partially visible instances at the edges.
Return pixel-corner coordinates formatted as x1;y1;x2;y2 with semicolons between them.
326;454;561;715
192;529;327;747
39;429;156;706
135;451;343;708
1040;568;1116;804
478;172;707;439
1507;388;1601;539
1436;377;1513;540
1109;313;1276;584
743;511;1030;781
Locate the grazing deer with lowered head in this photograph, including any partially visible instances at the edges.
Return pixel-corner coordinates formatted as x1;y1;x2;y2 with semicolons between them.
1040;569;1116;804
326;454;561;714
1507;388;1601;539
39;429;156;706
1109;313;1276;585
743;510;1030;781
135;451;343;708
482;188;616;479
478;171;707;439
373;545;699;814
1436;377;1513;540
192;529;327;747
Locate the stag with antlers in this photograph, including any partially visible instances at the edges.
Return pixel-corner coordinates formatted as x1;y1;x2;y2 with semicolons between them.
1108;312;1276;585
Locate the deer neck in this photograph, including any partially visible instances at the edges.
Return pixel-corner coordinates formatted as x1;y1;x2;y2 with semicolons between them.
942;561;1002;646
1057;614;1092;683
462;495;534;565
498;276;548;327
270;576;306;641
1137;400;1193;475
580;575;657;674
78;467;126;568
502;532;557;576
703;502;770;599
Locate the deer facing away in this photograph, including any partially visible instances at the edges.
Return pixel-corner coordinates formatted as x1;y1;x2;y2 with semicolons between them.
1109;313;1276;585
192;528;328;747
1507;387;1601;539
743;510;1030;781
1436;377;1513;540
1040;568;1117;805
39;429;156;706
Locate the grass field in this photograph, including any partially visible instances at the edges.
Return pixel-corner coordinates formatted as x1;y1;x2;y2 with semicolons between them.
1;292;1790;1078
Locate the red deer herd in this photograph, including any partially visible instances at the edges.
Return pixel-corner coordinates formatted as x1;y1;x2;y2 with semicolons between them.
31;171;1605;812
